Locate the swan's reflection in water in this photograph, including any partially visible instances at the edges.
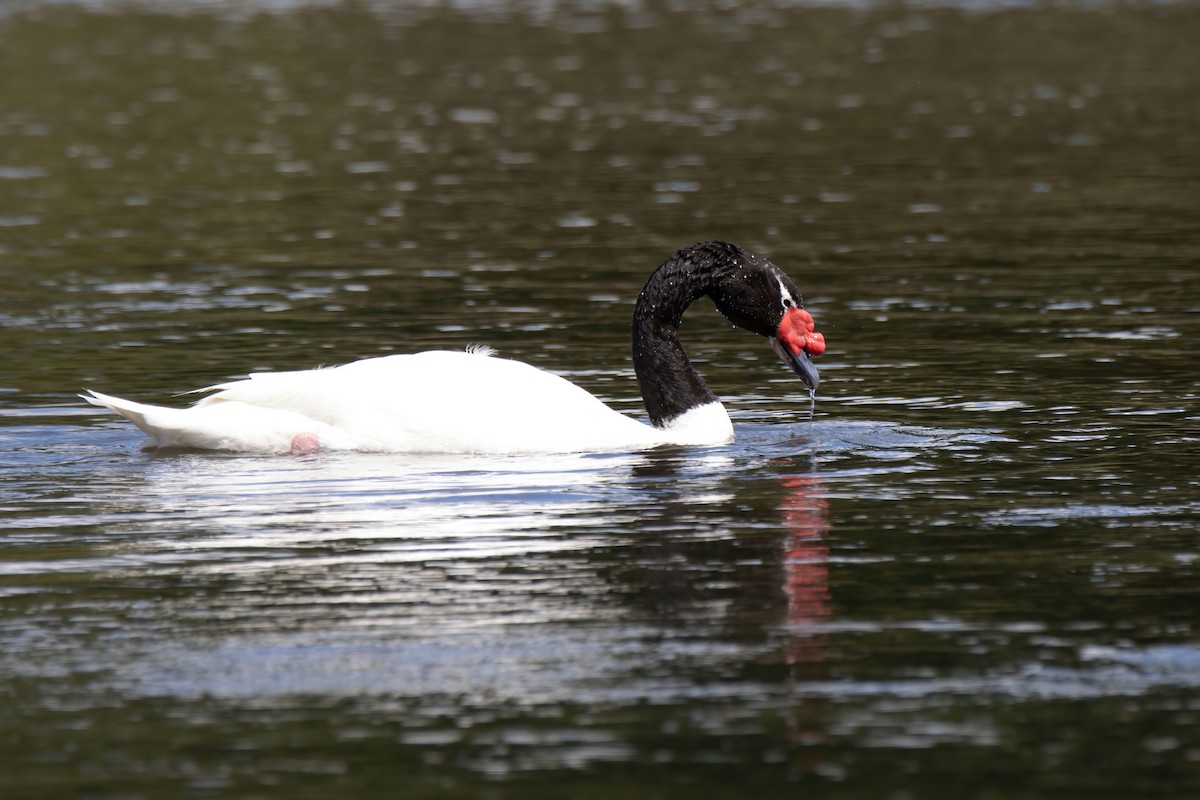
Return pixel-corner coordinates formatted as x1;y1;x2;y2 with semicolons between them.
120;449;646;568
66;441;833;716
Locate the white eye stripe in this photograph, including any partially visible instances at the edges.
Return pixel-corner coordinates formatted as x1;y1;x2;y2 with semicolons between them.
776;277;796;310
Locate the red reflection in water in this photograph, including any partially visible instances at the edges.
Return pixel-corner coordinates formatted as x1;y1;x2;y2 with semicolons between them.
779;474;830;667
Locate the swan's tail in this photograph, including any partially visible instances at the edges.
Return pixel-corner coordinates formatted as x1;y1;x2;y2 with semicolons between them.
80;390;181;447
81;389;331;453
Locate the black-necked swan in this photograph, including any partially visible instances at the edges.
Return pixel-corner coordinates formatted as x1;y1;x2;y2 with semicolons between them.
82;241;826;454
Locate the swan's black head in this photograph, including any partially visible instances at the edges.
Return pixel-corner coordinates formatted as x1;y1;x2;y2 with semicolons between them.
701;243;827;390
632;241;827;426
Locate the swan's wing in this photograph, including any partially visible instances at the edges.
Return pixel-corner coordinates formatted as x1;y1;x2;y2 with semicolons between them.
197;350;658;453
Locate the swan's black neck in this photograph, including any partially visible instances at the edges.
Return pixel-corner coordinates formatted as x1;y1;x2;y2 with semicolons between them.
632;241;762;427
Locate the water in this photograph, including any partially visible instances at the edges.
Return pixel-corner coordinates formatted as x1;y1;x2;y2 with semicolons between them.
2;1;1199;797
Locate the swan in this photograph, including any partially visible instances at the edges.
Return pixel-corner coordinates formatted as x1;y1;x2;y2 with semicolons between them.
82;241;826;454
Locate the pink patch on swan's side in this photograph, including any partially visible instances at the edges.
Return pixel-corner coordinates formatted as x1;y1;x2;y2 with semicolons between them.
290;432;322;455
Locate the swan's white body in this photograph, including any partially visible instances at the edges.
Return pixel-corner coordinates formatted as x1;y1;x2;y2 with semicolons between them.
82;349;734;454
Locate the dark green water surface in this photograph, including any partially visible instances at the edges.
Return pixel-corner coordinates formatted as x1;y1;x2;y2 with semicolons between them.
1;1;1198;797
